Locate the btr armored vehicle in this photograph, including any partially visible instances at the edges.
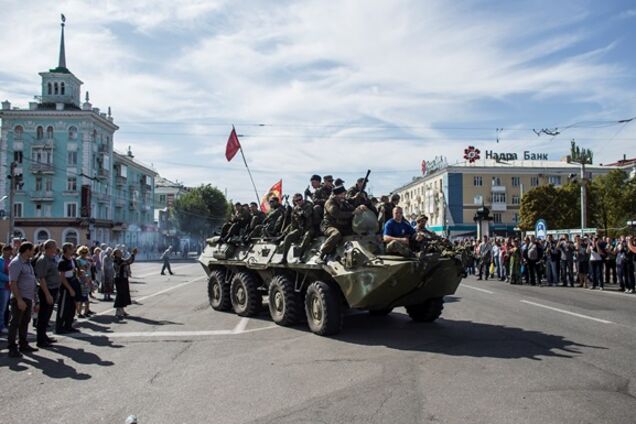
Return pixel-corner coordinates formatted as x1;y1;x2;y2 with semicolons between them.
198;227;466;336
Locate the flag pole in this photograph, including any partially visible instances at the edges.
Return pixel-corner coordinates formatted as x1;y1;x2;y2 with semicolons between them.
234;126;260;205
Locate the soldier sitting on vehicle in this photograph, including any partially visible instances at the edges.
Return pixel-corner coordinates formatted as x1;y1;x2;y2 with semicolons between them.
377;194;400;232
278;193;315;263
411;214;441;253
248;197;285;239
347;177;377;213
317;185;367;263
248;202;265;232
220;203;251;242
383;206;415;257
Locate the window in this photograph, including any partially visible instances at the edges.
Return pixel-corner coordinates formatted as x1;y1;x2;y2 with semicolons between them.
65;203;78;218
68;126;77;140
13;151;23;164
548;175;562;186
531;176;539;187
159;194;166;203
63;229;79;246
67;151;77;166
36;126;44;140
511;176;520;187
67;177;77;191
493;213;502;223
492;176;502;186
35;230;50;243
492;192;506;203
92;129;97;142
45;177;53;191
473;195;483;205
35;204;42;218
46;126;54;139
14;126;23;140
32;149;52;164
511;195;520;205
473;176;483;186
44;205;52;217
47;83;52;95
513;213;519;223
60;82;65;95
35;176;43;191
13;203;23;218
54;82;58;95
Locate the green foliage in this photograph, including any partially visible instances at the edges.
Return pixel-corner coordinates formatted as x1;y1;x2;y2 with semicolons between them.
570;140;593;164
589;169;636;235
520;169;636;235
173;184;230;237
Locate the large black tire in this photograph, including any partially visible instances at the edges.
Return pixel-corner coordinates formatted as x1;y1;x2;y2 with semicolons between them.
208;270;231;311
304;281;343;336
406;297;444;322
368;307;393;316
268;275;302;326
230;272;262;317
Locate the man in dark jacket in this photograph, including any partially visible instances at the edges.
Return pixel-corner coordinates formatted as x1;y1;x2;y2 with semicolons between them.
318;185;365;262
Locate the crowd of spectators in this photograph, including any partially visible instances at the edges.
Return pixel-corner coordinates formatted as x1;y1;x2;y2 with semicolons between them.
462;234;636;292
1;237;137;358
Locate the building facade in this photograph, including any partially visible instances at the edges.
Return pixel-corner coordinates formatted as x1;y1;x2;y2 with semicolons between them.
392;158;614;238
0;18;157;247
154;176;187;245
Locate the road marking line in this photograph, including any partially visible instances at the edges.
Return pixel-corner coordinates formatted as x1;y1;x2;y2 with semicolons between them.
133;264;198;279
232;317;250;334
461;284;494;294
520;300;614;324
58;325;280;340
94;276;207;317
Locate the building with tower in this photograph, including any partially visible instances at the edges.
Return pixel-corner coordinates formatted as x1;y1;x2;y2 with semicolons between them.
0;16;157;247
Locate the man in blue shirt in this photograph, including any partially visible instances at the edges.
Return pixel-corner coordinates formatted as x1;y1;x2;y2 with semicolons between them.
383;206;415;257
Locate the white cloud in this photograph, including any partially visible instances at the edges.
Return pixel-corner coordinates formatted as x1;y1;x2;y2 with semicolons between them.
0;0;634;200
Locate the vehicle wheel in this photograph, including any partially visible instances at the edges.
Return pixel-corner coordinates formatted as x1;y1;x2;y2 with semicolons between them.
208;270;231;311
268;275;302;326
406;297;444;322
230;272;262;317
368;307;393;316
304;281;343;336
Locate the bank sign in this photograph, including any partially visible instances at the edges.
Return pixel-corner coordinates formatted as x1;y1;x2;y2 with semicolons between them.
485;150;549;161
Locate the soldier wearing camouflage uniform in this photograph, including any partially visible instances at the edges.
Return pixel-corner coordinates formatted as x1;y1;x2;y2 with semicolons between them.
279;193;315;263
248;202;265;233
377;193;400;232
220;203;251;242
347;177;377;213
318;185;365;262
249;197;285;238
311;175;333;231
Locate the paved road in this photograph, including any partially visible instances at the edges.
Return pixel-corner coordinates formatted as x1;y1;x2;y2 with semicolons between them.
2;262;635;423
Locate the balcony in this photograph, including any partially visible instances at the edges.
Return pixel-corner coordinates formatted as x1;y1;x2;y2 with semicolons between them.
491;202;507;212
96;167;110;180
95;192;110;203
491;185;506;192
115;198;125;207
129;200;138;210
30;191;55;202
30;163;55;174
31;140;54;149
115;175;127;186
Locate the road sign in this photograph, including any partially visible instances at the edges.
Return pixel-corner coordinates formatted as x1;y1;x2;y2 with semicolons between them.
535;219;547;240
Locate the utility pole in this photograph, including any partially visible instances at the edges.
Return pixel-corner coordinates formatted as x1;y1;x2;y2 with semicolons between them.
8;161;17;243
580;161;587;236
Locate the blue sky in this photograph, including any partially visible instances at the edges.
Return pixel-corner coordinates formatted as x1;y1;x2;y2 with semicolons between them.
1;0;635;201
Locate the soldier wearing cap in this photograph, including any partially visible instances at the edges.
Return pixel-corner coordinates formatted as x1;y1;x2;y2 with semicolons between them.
248;202;266;232
412;214;440;252
310;175;333;231
318;185;366;262
279;193;315;263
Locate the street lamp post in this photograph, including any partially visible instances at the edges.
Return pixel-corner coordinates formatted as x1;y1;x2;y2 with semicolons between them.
580;162;587;236
7;161;17;243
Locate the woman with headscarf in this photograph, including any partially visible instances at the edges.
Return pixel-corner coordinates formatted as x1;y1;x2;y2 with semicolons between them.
113;247;137;319
101;247;115;301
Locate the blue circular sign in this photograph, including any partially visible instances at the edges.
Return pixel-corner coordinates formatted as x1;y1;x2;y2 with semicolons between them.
535;219;548;240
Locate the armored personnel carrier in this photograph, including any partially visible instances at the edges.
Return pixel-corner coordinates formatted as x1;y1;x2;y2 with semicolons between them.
198;225;467;336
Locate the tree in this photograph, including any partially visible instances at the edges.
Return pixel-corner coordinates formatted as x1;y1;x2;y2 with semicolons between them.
519;185;561;231
173;184;230;238
569;139;593;164
589;169;636;235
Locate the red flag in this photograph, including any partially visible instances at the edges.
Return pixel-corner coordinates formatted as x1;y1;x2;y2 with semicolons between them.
225;127;241;161
260;179;283;213
421;160;427;176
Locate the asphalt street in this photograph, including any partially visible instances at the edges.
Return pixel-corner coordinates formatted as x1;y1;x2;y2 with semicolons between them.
1;261;636;424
